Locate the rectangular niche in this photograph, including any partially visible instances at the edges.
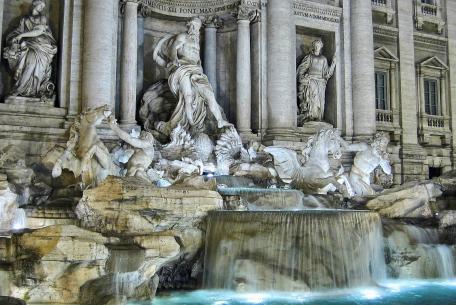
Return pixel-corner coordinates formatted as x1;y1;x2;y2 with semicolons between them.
296;26;338;126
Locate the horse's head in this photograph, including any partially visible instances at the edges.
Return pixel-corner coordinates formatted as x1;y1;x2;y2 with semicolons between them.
325;128;344;160
304;128;343;161
81;104;111;126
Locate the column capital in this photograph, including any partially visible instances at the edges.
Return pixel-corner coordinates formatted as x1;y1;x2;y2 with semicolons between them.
235;3;261;22
120;0;140;15
203;15;223;29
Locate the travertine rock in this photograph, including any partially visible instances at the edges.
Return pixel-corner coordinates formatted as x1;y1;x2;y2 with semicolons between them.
76;176;222;236
366;182;441;218
6;225;109;304
439;210;456;228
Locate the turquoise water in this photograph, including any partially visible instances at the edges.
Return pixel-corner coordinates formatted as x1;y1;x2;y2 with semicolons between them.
136;280;456;305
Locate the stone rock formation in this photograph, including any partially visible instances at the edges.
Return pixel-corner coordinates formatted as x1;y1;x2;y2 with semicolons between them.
365;182;442;218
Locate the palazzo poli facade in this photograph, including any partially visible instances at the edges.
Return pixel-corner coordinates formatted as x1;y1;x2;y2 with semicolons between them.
0;0;455;185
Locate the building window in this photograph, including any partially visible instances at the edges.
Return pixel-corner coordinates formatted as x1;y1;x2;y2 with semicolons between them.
424;78;438;115
375;71;388;110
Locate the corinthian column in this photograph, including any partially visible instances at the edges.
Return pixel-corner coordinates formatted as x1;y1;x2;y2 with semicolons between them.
203;16;222;96
120;0;138;126
81;0;117;109
235;4;257;136
0;0;4;52
351;0;376;137
265;0;297;141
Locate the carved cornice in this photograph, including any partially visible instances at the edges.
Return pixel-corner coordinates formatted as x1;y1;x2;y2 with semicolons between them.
135;0;340;24
138;0;240;18
293;0;342;24
414;32;447;53
373;24;398;43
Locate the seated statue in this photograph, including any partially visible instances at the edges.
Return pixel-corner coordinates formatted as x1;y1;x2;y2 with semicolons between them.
297;39;336;123
152;17;232;137
343;132;392;196
3;0;57;100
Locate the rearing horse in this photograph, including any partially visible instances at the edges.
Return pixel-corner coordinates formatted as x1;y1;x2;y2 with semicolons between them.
51;105;118;188
265;128;353;196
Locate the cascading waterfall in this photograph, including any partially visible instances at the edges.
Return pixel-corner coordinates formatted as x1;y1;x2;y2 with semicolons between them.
384;224;456;279
435;245;455;278
204;210;387;292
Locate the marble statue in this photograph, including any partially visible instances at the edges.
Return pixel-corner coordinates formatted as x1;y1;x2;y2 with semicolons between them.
139;79;176;132
107;115;155;182
51;105;118;188
297;39;336;123
265;128;353;196
3;0;57;100
152;17;232;137
343;132;392;196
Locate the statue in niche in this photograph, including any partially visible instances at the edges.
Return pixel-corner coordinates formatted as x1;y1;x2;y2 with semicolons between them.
297;39;336;124
343;132;392;196
151;17;232;137
3;0;57;101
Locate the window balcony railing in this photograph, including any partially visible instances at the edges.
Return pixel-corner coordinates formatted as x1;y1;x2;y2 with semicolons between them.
415;0;445;34
421;3;438;16
376;109;394;124
371;0;394;24
372;0;387;7
426;114;445;128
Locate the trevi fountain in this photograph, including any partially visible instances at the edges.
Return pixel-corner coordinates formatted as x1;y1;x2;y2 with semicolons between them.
1;0;456;304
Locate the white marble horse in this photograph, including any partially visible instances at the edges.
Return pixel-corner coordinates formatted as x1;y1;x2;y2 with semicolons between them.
265;128;354;197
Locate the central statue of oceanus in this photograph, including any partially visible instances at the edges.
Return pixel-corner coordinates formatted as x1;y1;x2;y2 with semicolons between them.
150;17;232;137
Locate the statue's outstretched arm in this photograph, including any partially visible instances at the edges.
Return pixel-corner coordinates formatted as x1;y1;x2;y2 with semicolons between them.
107;116;153;149
379;159;392;175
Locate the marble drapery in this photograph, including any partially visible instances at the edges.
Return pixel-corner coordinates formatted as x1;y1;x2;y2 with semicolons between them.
3;3;57;98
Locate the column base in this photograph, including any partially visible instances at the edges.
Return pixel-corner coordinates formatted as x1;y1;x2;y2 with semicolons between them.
263;128;298;145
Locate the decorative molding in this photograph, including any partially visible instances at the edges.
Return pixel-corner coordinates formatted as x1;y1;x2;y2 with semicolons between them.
136;0;341;23
203;15;224;28
373;24;398;43
235;2;260;22
414;32;447;53
374;46;399;63
418;56;448;71
293;0;342;24
138;0;240;18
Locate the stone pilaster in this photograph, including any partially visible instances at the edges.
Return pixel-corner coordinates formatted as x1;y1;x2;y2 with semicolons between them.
203;16;222;96
120;0;138;127
137;15;145;100
350;0;376;138
235;4;257;136
250;10;262;134
397;0;426;181
446;0;456;169
0;0;4;53
81;0;117;109
264;0;297;142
